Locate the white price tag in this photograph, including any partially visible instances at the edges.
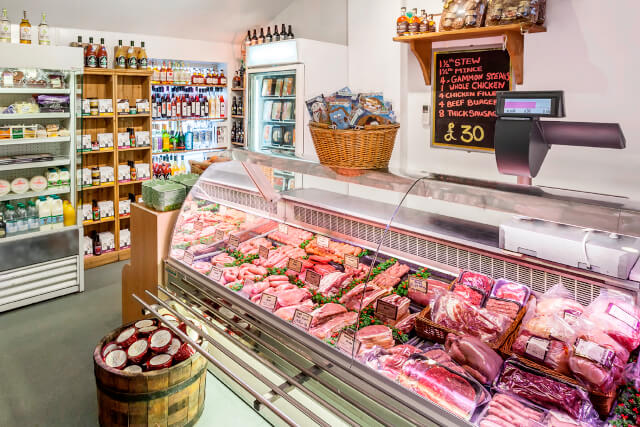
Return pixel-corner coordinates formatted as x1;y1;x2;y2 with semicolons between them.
408;276;428;293
375;299;399;321
287;258;303;273
344;254;359;269
336;329;360;354
278;223;288;234
183;252;194;265
292;309;313;331
259;293;278;312
214;229;225;241
304;270;321;289
316;235;330;248
228;234;240;249
210;266;223;282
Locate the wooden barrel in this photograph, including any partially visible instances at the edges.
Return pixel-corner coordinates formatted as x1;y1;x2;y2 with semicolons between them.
93;322;207;427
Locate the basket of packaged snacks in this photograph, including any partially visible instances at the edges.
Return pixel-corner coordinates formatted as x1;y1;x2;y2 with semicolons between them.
307;88;399;170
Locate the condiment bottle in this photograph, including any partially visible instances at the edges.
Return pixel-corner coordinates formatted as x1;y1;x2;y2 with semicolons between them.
128;127;136;147
92;231;102;255
38;12;49;45
115;39;126;68
129;161;137;181
92;200;100;221
19;10;31;44
0;9;10;43
97;38;108;68
137;41;148;69
126;41;137;69
85;36;97;68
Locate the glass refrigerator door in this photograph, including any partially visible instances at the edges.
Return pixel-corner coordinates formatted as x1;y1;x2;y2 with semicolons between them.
248;67;298;157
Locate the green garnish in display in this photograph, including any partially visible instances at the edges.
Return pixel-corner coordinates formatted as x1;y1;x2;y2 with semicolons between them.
358;249;369;258
300;239;312;249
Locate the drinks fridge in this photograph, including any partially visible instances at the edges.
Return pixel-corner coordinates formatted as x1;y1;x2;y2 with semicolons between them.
245;39;347;159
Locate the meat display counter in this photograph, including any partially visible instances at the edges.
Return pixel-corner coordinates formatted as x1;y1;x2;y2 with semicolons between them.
133;154;640;426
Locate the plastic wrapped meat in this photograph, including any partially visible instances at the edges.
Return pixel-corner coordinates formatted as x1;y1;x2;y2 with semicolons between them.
495;360;595;421
394;312;418;334
452;283;485;306
407;278;450;307
511;329;571;376
534;284;585;322
485;298;521;320
458;271;493;293
476;393;546;427
423;346;468;377
445;334;503;384
191;261;212;275
491;279;530;306
431;292;512;344
397;356;487;420
584;289;640;352
358;345;418;380
211;252;235;266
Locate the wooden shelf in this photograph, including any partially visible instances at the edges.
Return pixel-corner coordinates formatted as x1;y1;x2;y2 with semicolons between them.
231;141;245;146
152;116;226;123
79;149;114;154
114;69;153;77
83;68;115;76
119;214;131;220
79;115;114;120
118;146;150;151
231;115;244;119
117;113;151;118
118;179;151;185
83;217;115;226
393;23;546;85
84;250;120;269
81;183;115;191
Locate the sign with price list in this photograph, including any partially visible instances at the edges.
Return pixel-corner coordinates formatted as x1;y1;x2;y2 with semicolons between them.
432;49;511;152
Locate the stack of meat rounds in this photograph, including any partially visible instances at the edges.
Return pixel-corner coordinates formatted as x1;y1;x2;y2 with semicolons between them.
101;318;199;373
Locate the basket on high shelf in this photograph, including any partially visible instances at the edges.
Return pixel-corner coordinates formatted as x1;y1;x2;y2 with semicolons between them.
308;122;400;170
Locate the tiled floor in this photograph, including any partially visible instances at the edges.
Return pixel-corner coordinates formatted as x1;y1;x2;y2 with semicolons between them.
0;261;268;427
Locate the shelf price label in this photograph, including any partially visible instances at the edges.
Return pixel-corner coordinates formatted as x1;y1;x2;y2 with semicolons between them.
183;251;194;266
214;229;225;241
193;221;203;232
336;329;361;355
292;309;313;331
259;293;278;312
304;270;321;290
228;234;240;249
278;223;289;234
210;266;223;282
316;235;330;248
408;276;428;294
287;258;303;273
344;254;359;269
375;299;399;321
258;245;270;259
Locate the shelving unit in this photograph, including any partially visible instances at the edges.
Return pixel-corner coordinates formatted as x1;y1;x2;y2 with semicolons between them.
393;23;546;85
79;68;152;269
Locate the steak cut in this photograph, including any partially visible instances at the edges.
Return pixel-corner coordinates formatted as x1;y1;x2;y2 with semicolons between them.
309;303;347;328
309;312;358;340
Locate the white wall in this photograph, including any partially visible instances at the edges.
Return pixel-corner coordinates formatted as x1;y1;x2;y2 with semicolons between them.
348;0;640;201
270;0;348;45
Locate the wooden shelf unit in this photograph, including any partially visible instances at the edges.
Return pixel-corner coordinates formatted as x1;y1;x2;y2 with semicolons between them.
393;23;546;85
80;68;152;269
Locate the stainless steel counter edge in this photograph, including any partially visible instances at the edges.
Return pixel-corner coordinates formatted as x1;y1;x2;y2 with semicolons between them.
230;148;640;238
165;258;472;427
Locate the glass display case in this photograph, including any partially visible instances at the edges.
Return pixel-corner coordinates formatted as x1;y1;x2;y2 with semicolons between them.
152;151;640;425
0;44;84;312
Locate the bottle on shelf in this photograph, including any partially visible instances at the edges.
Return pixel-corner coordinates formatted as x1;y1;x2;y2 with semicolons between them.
166;61;174;83
4;205;16;236
287;25;294;39
15;203;28;234
97;38;108;68
273;25;280;42
428;14;436;32
92;231;102;256
70;35;82;48
419;9;428;33
126;40;137;69
129;161;137;180
138;41;148;69
281;24;288;40
250;29;258;46
169;130;176;150
244;30;251;51
159;61;167;83
231;97;237;116
63;200;75;226
0;8;10;43
177;130;185;151
27;200;39;231
397;7;409;36
0;212;5;238
185;126;193;150
115;40;126;68
162;125;170;152
19;11;31;44
219;94;225;118
266;26;273;43
408;8;420;34
38;12;49;45
219;69;227;85
85;36;97;67
151;60;159;83
92;200;100;221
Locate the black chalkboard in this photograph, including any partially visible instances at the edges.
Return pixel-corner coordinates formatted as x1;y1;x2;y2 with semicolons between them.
432;49;511;152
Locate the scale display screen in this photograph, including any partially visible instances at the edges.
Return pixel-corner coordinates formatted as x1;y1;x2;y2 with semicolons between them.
503;98;552;115
496;91;565;118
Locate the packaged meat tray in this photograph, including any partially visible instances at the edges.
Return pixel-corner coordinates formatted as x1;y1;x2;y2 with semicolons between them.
444;334;502;384
583;289;640;352
439;0;488;31
357;344;422;380
490;279;530;306
407;277;451;307
452;270;494;306
473;392;547;427
495;359;598;422
397;355;490;420
485;0;546;27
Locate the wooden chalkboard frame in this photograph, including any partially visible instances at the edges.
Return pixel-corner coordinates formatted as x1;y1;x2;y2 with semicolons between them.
430;47;513;153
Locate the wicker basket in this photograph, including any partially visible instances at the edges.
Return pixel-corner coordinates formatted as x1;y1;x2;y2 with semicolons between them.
500;324;617;417
308;122;400;169
415;296;531;350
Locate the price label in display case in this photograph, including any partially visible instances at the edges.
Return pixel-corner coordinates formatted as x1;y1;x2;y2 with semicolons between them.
375;299;399;321
218;205;227;215
214;229;225;241
408;276;428;293
228;234;240;249
292;309;313;331
304;270;321;289
432;49;512;152
259;293;278;312
278;223;289;234
287;258;303;273
336;329;360;355
258;245;270;259
344;254;359;269
183;251;194;266
210;266;223;282
316;235;330;248
193;221;203;232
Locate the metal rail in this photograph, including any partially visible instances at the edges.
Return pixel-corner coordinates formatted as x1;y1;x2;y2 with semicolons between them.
162;283;395;427
142;291;333;427
131;294;299;427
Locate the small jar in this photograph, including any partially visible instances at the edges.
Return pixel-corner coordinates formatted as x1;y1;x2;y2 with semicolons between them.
90;99;99;116
129;107;137;115
91;167;101;186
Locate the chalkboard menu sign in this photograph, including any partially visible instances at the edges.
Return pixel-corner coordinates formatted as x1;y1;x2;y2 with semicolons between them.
432;49;511;152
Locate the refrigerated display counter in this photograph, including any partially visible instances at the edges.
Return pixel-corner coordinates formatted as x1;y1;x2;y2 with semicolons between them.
136;153;640;426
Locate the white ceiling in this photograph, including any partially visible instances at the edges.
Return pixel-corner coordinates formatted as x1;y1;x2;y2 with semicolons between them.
11;0;296;43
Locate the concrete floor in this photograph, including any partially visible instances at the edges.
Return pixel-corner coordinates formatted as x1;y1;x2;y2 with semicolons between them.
0;261;269;427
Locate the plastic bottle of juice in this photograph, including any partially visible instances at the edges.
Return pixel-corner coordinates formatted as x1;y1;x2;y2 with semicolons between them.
4;204;17;236
27;200;39;231
15;202;28;233
63;200;76;226
51;196;63;229
39;197;51;231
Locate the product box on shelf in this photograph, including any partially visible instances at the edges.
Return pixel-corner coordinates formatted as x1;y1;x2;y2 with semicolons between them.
81;134;92;151
82;203;92;222
117;132;129;149
83;235;93;256
119;199;131;217
120;228;131;249
135;99;149;114
97;133;113;150
82;99;91;116
99;166;114;184
117;99;129;114
98;231;116;252
135;163;151;180
98;200;115;219
81;168;92;187
118;164;131;182
98;99;113;116
135;131;150;147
